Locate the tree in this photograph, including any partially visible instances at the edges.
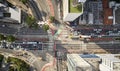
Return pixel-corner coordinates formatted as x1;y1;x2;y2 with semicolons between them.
42;24;49;32
115;37;120;41
32;23;39;29
20;0;27;4
0;54;4;67
6;35;16;42
0;34;5;41
26;16;36;28
7;57;30;71
49;16;55;23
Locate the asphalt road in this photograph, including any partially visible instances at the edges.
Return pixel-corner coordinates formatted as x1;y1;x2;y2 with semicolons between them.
0;22;49;42
28;0;43;21
70;25;120;37
56;41;120;53
16;27;47;35
36;0;50;20
0;23;18;35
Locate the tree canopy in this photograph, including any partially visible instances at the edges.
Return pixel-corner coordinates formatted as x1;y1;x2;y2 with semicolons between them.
25;16;39;29
49;16;55;23
42;24;49;32
20;0;27;4
7;57;30;71
6;35;16;42
115;37;120;41
0;34;5;41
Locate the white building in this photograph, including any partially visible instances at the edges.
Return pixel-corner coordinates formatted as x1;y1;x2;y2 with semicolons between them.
78;0;86;3
9;7;21;23
97;54;120;71
0;3;21;23
88;13;93;24
63;0;85;22
67;54;93;71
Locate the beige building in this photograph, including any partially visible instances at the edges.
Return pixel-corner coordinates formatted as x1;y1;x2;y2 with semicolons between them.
67;54;93;71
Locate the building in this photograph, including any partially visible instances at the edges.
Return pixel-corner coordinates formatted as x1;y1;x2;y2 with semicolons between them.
79;0;103;25
103;8;113;25
63;0;84;22
109;1;120;25
80;54;101;71
102;0;113;25
0;2;21;23
97;54;120;71
64;0;120;25
88;13;93;24
67;54;92;71
67;54;120;71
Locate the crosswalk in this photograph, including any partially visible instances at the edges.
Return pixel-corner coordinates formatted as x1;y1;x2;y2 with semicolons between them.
26;56;37;64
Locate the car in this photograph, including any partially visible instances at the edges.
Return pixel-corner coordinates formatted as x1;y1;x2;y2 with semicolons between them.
2;24;6;27
98;35;102;38
73;31;78;36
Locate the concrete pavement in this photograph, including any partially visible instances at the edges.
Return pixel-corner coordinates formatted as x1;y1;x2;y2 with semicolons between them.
47;0;55;16
7;0;31;15
0;48;45;71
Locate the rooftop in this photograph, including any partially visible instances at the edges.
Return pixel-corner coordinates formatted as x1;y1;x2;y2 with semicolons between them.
115;8;120;24
63;0;83;21
102;0;109;8
80;54;99;58
67;54;91;67
110;0;120;3
103;8;113;25
69;0;82;13
0;2;21;23
102;0;113;25
97;54;120;62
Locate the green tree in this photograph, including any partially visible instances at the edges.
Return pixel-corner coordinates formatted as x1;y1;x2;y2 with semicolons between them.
49;16;55;23
42;24;49;32
6;35;16;42
0;34;5;41
0;54;4;68
7;57;30;71
26;16;36;28
115;37;120;41
32;23;39;29
20;0;27;4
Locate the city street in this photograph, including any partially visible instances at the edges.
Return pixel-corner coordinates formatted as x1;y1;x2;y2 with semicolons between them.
36;0;50;20
28;0;43;21
0;22;49;42
0;23;18;35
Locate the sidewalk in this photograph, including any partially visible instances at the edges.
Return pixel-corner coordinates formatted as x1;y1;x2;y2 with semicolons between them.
41;53;57;71
7;0;33;16
47;0;55;16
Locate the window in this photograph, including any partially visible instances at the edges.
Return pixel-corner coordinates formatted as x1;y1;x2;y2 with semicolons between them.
3;12;11;17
